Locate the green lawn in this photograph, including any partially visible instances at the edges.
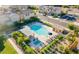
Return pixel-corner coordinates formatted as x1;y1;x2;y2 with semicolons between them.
24;45;35;54
0;40;17;54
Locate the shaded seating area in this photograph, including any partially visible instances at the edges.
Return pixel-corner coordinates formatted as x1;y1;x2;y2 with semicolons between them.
52;27;63;33
48;32;52;35
62;30;69;35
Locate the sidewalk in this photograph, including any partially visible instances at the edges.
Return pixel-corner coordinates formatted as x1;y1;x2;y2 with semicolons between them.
8;38;24;54
74;22;79;26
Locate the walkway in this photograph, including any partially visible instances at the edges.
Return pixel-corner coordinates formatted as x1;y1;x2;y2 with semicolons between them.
8;38;24;54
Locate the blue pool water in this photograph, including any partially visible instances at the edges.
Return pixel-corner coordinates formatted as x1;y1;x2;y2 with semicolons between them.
28;22;49;37
28;22;52;48
30;38;44;48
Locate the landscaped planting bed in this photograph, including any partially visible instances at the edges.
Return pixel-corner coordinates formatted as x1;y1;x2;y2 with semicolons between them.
40;35;64;53
14;16;54;30
11;31;36;54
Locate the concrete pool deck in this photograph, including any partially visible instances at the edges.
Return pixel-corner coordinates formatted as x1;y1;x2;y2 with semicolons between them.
20;22;58;47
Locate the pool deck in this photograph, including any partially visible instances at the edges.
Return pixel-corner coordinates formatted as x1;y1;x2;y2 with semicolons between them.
20;22;58;48
29;22;58;45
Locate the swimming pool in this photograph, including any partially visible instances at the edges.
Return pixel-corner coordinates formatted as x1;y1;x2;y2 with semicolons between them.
28;22;50;37
29;38;44;48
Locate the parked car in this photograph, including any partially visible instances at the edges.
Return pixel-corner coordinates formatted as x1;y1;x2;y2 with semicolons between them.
60;14;76;21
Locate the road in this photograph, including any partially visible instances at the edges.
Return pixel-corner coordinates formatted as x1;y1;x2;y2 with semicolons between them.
37;14;71;31
38;14;68;28
8;38;24;54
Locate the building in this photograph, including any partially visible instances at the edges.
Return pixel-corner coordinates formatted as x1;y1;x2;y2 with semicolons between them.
0;5;35;25
39;6;62;16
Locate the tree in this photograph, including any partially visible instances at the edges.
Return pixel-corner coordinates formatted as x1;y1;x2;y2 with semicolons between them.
68;23;76;30
28;6;38;10
17;37;24;45
60;11;67;17
64;46;71;54
24;37;30;43
59;45;64;51
43;12;47;16
74;27;79;37
0;35;6;52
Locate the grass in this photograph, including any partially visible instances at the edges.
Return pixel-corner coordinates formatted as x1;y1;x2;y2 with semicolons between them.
0;40;17;54
24;45;35;54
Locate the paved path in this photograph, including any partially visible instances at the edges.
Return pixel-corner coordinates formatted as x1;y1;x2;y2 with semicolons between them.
8;38;24;54
74;22;79;26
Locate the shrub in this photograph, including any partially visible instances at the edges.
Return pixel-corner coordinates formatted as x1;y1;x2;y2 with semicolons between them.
17;37;23;45
24;37;30;44
57;35;64;40
24;45;35;54
14;17;40;28
28;6;38;10
42;21;53;27
0;35;6;52
12;31;30;45
40;35;64;53
68;23;76;30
